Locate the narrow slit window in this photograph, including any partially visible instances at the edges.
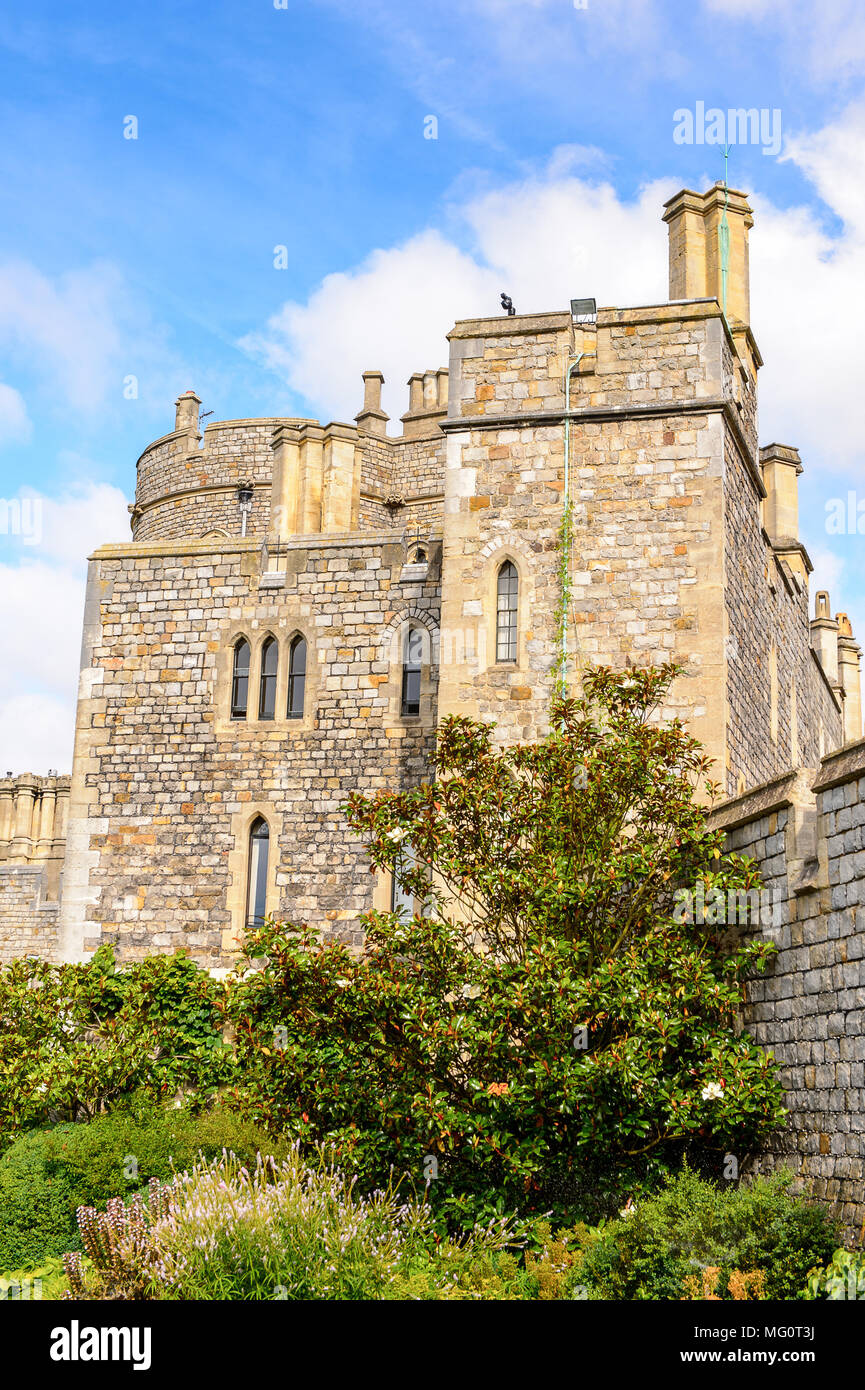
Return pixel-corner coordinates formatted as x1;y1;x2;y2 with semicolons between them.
401;626;423;716
496;561;518;663
259;637;278;720
231;638;250;719
391;843;416;917
287;635;307;719
246;817;269;927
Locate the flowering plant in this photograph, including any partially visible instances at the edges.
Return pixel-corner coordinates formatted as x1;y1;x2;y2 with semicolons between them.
225;666;786;1228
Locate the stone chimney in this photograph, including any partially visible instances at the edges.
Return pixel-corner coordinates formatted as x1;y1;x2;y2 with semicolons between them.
401;368;448;439
662;184;753;331
354;371;389;437
811;591;840;687
836;613;863;744
760;444;809;581
175;389;201;435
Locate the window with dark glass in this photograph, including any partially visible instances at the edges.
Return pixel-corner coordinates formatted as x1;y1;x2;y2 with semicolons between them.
259;637;278;719
401;626;423;716
496;561;518;663
287;635;307;719
231;638;250;719
246;817;269;927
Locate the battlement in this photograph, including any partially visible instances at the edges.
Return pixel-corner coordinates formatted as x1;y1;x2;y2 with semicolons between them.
131;364;451;546
0;772;70;915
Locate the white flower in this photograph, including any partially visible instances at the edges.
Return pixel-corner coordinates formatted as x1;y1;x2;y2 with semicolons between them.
386;827;409;843
461;983;482;999
335;978;351;990
619;1199;637;1218
701;1081;724;1102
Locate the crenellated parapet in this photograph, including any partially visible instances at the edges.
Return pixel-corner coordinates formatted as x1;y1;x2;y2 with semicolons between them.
130;370;450;547
0;772;69;900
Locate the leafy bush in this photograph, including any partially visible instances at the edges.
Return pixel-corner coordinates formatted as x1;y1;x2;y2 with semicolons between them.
224;666;786;1229
803;1248;865;1300
574;1167;838;1300
0;1257;67;1301
0;1100;283;1269
0;945;232;1150
63;1148;517;1301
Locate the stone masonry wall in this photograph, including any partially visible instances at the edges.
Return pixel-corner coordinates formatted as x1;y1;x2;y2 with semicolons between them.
440;304;740;773
134;420;314;543
711;746;865;1237
723;433;843;796
59;534;440;968
0;866;60;963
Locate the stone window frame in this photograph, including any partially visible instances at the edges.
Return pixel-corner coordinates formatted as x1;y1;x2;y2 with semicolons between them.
230;635;252;720
216;620;319;738
495;559;519;664
223;801;283;955
481;544;530;672
258;633;280;720
380;607;439;731
287;632;308;720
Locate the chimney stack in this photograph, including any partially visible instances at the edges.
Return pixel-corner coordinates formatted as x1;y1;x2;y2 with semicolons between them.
760;444;809;581
354;371;389;438
662;184;754;336
401;368;448;439
175;389;201;436
836;613;863;744
811;591;840;687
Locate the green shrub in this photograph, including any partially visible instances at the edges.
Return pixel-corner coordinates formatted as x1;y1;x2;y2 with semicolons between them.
0;946;233;1150
803;1248;865;1300
225;667;786;1231
0;1100;286;1269
575;1167;838;1300
63;1148;517;1301
0;1257;67;1300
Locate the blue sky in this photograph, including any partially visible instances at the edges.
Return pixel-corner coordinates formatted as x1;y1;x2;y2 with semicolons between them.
1;0;865;769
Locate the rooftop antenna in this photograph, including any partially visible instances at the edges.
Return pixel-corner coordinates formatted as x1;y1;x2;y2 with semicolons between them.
199;409;214;423
718;145;730;324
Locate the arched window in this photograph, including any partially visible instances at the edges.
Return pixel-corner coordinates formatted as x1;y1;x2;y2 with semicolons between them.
246;817;269;927
496;561;518;663
259;637;278;720
287;635;307;719
401;626;423;716
231;638;250;719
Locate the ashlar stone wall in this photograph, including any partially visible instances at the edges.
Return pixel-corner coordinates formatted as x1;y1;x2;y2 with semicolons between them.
58;534;440;968
710;744;865;1237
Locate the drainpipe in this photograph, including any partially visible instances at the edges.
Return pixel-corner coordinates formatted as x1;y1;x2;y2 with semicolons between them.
560;352;584;698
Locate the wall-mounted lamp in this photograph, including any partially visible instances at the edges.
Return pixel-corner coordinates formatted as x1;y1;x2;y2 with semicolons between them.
237;483;254;537
570;297;597;324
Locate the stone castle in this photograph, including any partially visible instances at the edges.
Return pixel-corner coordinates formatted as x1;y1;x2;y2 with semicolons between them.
1;183;863;1230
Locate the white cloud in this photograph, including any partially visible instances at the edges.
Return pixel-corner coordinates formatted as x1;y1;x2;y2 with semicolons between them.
701;0;865;82
243;113;865;483
0;382;31;447
241;163;671;423
240;230;501;425
0;260;181;418
0;695;80;780
0;481;130;773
